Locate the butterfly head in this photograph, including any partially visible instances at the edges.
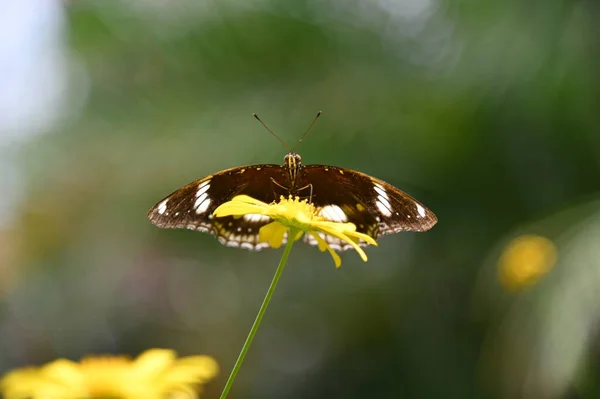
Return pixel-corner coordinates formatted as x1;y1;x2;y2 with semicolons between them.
283;152;302;185
284;152;302;171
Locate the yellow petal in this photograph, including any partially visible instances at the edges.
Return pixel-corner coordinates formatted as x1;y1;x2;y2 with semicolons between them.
259;222;288;248
1;364;84;399
310;232;342;268
312;220;378;247
42;359;85;384
1;369;47;399
165;386;197;399
292;229;304;242
162;355;219;386
132;349;176;377
319;229;370;263
230;195;270;206
345;230;378;247
213;197;268;218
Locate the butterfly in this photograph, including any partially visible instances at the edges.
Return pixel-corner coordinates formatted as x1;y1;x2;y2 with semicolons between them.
147;113;437;251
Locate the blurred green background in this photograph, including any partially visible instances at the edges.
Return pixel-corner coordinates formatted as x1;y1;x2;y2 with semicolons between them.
1;0;600;398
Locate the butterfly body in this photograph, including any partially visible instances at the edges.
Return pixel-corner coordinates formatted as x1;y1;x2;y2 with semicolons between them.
147;152;437;250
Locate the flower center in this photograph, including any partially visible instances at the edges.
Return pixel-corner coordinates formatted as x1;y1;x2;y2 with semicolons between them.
269;196;322;228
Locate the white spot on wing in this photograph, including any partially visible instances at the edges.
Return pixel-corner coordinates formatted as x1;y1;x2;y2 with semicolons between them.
319;205;348;222
416;204;426;218
157;199;168;215
219;232;267;250
194;192;211;214
197;199;211;214
373;183;392;217
196;181;211;197
194;193;207;208
373;183;389;200
376;200;392;217
243;213;271;223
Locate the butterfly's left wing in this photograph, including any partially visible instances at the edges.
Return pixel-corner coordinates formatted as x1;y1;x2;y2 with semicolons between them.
299;165;437;250
147;164;285;249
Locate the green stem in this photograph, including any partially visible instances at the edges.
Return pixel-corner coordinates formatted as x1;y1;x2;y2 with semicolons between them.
219;230;298;399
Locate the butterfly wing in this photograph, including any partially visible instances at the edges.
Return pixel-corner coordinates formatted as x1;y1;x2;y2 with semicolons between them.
300;165;437;250
148;162;437;252
147;165;285;249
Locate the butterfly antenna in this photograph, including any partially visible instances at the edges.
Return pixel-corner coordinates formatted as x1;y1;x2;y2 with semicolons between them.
253;113;291;152
292;111;322;152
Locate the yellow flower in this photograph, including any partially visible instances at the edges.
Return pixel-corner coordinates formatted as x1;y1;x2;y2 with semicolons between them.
0;348;219;399
213;195;378;267
498;235;557;291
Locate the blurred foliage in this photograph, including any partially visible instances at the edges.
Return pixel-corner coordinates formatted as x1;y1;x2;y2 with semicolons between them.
2;0;600;398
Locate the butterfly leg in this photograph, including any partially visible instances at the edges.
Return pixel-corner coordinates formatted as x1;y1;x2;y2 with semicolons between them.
295;183;314;203
270;177;290;199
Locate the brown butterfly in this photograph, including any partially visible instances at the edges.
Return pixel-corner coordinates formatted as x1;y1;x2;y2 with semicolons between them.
147;113;437;250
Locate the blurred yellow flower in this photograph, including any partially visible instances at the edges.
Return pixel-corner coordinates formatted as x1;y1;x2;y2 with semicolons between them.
213;195;378;267
498;234;557;291
0;348;218;399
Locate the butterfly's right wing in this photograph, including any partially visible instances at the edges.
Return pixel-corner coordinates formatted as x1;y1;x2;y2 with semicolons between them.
300;164;437;251
147;164;285;249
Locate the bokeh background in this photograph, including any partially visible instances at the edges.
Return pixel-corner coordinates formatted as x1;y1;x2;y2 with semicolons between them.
1;0;600;398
